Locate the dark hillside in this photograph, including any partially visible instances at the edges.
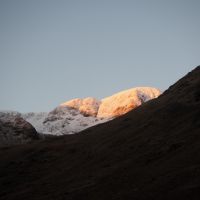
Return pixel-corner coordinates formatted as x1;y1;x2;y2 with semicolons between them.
0;66;200;200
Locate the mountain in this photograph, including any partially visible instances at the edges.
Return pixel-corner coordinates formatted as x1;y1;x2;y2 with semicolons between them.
22;87;160;135
97;87;160;118
23;106;104;136
0;66;199;200
0;112;39;147
1;87;159;137
60;97;101;117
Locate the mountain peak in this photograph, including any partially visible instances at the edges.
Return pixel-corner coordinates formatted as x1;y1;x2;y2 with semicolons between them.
0;86;160;136
97;87;161;118
60;97;101;117
60;87;161;119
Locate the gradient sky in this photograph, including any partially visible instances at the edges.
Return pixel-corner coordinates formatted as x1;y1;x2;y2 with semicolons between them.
0;0;200;112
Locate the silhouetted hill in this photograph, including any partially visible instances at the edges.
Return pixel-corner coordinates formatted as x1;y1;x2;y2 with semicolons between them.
0;66;199;200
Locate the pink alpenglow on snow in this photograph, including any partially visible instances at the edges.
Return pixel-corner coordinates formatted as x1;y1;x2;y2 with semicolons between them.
97;87;161;118
17;87;160;136
60;97;101;117
60;87;161;119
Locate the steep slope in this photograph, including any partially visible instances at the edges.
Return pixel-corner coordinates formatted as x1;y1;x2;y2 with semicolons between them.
0;112;39;147
0;67;199;200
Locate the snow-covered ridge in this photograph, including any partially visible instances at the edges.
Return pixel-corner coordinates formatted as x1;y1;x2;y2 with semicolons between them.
22;106;105;136
0;87;161;136
60;87;161;118
97;87;160;118
60;97;101;117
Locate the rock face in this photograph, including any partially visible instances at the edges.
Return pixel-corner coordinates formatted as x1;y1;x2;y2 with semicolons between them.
60;97;101;117
97;87;160;118
0;112;38;147
60;87;161;119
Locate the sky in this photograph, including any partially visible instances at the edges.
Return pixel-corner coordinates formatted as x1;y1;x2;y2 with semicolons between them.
0;0;200;112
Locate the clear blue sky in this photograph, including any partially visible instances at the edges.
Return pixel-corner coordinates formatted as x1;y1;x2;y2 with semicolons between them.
0;0;200;112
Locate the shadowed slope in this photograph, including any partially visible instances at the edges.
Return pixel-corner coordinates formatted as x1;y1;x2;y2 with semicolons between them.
0;66;199;200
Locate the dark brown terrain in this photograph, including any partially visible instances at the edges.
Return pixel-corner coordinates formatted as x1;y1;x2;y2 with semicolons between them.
0;66;200;200
0;114;39;147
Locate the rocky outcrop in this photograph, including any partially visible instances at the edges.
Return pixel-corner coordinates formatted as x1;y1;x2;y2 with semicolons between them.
97;87;161;118
60;97;101;117
0;112;38;147
60;87;161;119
